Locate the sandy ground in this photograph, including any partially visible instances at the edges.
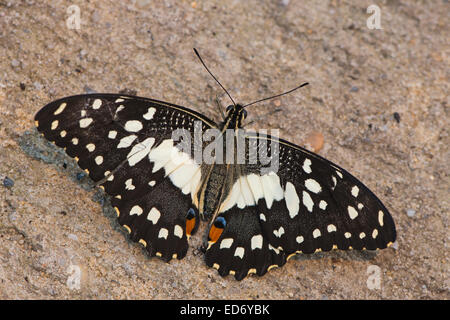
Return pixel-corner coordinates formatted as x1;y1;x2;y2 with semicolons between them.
0;1;448;299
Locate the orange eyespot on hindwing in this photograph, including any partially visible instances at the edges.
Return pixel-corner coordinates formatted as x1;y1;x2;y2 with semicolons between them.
208;216;226;243
186;208;198;238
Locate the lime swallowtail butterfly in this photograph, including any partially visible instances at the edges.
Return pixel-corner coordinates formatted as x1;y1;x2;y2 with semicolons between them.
34;49;396;280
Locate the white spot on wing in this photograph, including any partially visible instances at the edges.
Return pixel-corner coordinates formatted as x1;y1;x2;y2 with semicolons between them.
148;139;202;199
251;235;263;250
305;178;322;194
273;226;285;238
124;120;143;132
127;137;155;167
92;99;102;109
220;238;233;249
284;182;300;218
148;139;174;173
130;205;143;216
108;130;117;139
378;210;384;226
51;120;59;130
351;186;359;197
260;173;284;209
313;228;321;238
71;138;79;145
125;178;135;190
143;107;156;120
302;191;314;212
296;236;304;243
95;155;103;165
104;171;114;181
246;174;264;203
158;228;168;239
332;176;337;189
302;158;312;173
372;229;378;239
220;172;283;212
344;232;351;238
148;207;161;224
86;143;95;152
348;206;358;220
327;224;337;232
319;200;327;210
234;247;245;259
117;135;137;148
79;118;93;128
54;103;66;115
174;225;183;238
268;244;282;254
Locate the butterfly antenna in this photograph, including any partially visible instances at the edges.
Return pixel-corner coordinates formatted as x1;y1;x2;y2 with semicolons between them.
194;48;236;107
242;82;309;108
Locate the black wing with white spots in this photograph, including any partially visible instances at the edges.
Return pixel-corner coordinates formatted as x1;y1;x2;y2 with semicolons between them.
35;94;214;261
204;132;396;279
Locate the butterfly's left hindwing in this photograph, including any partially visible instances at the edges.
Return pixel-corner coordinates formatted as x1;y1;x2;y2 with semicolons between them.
35;94;215;261
205;132;396;279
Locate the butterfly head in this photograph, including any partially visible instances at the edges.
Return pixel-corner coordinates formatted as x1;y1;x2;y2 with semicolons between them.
224;104;247;129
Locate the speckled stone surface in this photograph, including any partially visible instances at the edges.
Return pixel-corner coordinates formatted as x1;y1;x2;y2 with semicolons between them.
0;1;448;299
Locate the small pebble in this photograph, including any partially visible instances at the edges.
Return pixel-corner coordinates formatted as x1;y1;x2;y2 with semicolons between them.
11;59;20;67
406;209;416;217
304;131;324;152
391;241;399;250
33;81;42;90
350;86;359;92
19;82;26;90
68;234;78;241
119;88;137;96
393;112;401;123
91;11;100;23
76;172;86;180
136;0;152;7
9;212;17;221
3;176;14;188
83;85;97;94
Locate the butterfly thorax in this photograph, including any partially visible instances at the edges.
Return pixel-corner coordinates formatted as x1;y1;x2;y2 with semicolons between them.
219;104;246;131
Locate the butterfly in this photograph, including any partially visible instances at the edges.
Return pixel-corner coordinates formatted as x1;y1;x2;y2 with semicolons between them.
34;49;396;280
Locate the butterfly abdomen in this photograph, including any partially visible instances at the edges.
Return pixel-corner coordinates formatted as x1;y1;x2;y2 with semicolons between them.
201;164;229;219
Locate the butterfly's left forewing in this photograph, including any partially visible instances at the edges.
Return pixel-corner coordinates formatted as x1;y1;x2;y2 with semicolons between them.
35;94;215;261
205;131;396;279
